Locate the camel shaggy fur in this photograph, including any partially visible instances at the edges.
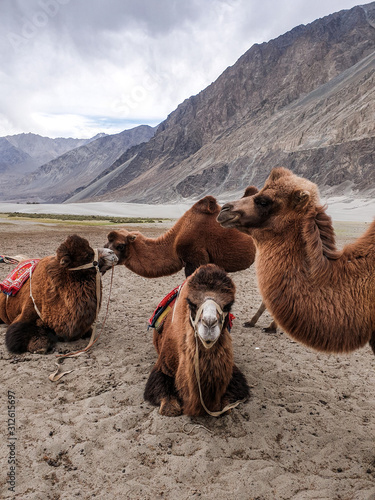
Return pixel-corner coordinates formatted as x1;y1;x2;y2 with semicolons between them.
0;234;117;354
105;190;276;331
218;167;375;355
144;264;250;416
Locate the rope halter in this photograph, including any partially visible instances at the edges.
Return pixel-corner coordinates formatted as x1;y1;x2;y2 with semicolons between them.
189;298;227;349
68;248;100;272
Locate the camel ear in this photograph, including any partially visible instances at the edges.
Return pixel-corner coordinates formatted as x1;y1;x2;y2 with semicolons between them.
60;255;71;267
291;190;310;209
107;231;117;243
242;185;258;198
128;234;137;242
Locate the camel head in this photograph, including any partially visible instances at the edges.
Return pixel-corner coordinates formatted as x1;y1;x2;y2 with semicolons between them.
217;167;320;238
105;229;139;265
185;264;235;349
56;234;118;274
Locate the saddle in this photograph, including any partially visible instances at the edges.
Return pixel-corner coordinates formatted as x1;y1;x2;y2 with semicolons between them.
0;259;40;296
148;283;183;332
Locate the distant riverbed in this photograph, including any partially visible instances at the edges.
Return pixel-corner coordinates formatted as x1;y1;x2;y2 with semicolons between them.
0;196;374;222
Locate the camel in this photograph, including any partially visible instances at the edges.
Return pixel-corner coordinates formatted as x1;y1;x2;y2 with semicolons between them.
144;264;250;416
105;189;276;331
0;234;118;354
218;167;375;355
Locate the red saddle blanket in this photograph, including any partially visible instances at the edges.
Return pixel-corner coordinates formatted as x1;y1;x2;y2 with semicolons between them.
148;281;234;332
0;259;40;296
148;283;183;332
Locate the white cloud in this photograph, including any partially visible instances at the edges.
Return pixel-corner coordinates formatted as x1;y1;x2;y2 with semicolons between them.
0;0;361;138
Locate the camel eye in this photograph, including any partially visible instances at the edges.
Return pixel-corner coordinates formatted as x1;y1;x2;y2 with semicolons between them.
255;196;272;208
116;244;125;252
187;299;197;316
223;301;234;313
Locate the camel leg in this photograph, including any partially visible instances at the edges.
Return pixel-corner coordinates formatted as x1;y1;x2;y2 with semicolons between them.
243;301;266;328
144;366;182;417
370;332;375;356
263;320;277;334
223;365;250;407
5;322;56;354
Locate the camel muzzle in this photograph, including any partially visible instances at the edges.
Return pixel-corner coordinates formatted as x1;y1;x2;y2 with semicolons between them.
217;204;240;227
190;298;227;350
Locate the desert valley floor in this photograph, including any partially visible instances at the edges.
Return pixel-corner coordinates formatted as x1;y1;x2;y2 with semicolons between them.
0;219;374;500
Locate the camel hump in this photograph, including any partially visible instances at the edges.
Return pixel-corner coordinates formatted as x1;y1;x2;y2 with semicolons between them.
192;196;219;215
268;167;293;182
242;185;259;198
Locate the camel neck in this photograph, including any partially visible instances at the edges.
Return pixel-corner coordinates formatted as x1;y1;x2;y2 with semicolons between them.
125;225;182;278
254;218;375;353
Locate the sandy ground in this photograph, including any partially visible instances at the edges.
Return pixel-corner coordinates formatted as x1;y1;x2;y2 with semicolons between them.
0;219;374;500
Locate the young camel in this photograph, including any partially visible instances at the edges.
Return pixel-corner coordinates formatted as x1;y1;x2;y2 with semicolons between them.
144;264;250;416
105;189;276;331
218;167;375;355
0;235;117;354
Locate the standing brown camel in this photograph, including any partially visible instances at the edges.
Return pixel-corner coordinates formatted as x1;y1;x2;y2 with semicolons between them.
144;264;250;416
105;189;276;331
218;167;375;355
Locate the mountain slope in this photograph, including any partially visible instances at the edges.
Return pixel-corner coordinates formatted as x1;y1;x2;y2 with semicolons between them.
0;126;155;202
0;137;35;174
79;2;375;203
4;133;93;169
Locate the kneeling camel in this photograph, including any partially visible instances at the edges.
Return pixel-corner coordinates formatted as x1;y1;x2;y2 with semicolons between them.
144;264;250;416
0;234;117;354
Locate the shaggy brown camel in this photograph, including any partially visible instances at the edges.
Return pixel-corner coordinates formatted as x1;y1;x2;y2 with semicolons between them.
0;235;117;354
105;189;276;331
144;264;250;416
218;167;375;355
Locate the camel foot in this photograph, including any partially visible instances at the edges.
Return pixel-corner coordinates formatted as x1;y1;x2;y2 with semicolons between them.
262;320;278;334
243;321;256;328
219;400;233;415
27;335;52;354
262;327;277;334
159;397;182;417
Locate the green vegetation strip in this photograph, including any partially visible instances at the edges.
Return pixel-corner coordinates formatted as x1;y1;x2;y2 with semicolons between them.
0;212;170;224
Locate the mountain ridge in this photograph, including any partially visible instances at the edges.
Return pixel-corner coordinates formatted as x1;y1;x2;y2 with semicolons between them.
76;2;375;203
1;2;375;203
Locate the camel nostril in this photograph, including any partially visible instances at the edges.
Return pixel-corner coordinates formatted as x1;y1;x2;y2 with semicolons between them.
202;318;218;329
220;204;232;212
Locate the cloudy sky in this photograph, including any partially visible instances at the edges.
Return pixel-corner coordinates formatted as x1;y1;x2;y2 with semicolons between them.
0;0;361;139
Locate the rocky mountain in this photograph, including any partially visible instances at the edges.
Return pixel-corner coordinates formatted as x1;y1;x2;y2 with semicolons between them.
69;1;375;203
4;133;95;170
0;137;34;174
2;3;374;204
0;126;155;202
